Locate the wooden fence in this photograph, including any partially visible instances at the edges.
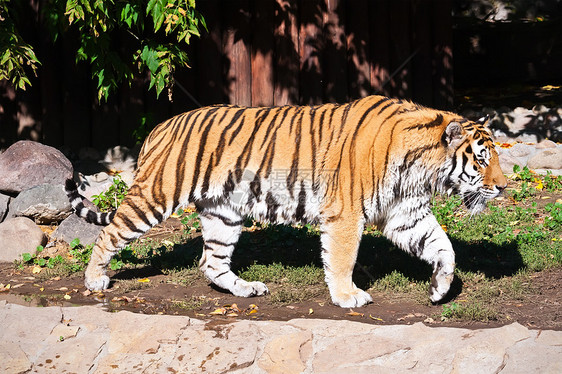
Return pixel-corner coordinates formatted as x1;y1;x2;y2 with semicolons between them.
0;0;453;150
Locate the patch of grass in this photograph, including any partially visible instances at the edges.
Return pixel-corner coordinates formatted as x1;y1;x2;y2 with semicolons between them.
162;266;202;286
115;278;153;293
543;171;562;192
238;263;324;286
368;271;429;304
439;302;498;322
269;287;324;306
171;296;206;310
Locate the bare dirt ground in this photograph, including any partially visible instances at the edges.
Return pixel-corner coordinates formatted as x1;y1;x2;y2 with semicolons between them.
0;262;560;330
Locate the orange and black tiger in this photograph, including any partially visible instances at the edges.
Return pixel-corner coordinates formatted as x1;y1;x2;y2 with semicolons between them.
65;95;507;307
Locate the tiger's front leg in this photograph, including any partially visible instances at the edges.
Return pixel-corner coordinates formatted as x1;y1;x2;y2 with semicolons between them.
198;206;269;297
320;216;373;308
383;200;456;303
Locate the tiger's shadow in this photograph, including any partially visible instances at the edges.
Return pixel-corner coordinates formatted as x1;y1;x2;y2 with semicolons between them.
116;225;525;302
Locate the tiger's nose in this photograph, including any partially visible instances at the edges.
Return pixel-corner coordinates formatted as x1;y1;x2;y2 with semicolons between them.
496;182;507;193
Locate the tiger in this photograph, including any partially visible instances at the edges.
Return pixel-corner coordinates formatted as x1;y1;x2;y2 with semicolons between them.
65;95;507;308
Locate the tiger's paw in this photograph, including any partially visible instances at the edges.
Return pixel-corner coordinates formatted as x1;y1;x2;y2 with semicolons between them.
331;288;373;308
429;271;454;303
232;280;269;298
85;274;110;292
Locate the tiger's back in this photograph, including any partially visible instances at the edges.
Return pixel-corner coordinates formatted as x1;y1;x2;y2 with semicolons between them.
66;95;507;308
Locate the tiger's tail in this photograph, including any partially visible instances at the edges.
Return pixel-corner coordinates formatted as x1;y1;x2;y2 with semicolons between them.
64;179;115;226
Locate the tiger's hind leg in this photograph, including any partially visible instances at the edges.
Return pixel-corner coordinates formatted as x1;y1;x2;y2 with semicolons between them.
383;200;456;303
84;192;161;291
198;204;268;297
319;215;373;308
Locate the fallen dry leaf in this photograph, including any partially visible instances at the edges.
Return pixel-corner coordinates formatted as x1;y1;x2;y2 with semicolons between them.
63;294;71;300
346;310;364;317
369;314;384;322
308;308;314;315
210;308;226;315
32;266;42;274
137;278;150;283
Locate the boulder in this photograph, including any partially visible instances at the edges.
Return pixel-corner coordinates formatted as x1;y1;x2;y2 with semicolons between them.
52;214;103;246
0;217;47;262
507;143;537;158
0;141;73;194
8;184;72;224
0;193;10;223
527;148;562;170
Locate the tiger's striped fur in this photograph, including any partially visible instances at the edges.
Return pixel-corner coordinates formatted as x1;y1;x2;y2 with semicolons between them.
65;95;507;307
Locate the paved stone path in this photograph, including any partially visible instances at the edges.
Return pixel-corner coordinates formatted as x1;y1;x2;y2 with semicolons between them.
2;301;561;373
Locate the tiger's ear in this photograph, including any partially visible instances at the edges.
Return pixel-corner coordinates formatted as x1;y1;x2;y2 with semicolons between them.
444;121;464;148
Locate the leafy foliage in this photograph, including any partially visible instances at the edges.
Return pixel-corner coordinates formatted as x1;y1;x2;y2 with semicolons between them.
0;0;40;90
545;203;562;230
91;175;129;212
1;0;205;101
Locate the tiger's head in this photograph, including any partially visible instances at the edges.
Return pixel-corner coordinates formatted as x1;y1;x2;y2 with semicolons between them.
442;117;507;214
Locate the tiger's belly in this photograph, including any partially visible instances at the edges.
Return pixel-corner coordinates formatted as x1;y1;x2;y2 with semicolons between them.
226;174;323;225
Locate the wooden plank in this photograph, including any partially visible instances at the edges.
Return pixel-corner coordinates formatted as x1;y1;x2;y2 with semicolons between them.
222;0;252;106
323;0;347;103
389;0;412;99
299;0;324;104
91;94;120;149
38;9;63;147
346;0;370;100
0;82;19;149
251;0;275;106
119;77;146;147
431;0;454;109
411;0;433;106
61;32;92;150
197;0;224;105
172;42;199;114
369;0;391;96
273;0;299;106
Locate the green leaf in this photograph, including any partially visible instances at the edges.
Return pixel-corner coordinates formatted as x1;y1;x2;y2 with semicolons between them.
70;238;81;249
22;253;33;263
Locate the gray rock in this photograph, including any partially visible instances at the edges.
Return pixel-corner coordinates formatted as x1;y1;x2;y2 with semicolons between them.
0;217;47;262
527;148;562;170
8;184;72;224
0;193;10;223
0;140;73;194
51;214;103;246
2;302;562;374
498;153;520;174
508;143;537;158
536;139;558;149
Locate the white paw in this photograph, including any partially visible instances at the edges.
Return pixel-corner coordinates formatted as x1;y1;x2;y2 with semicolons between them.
331;288;373;308
429;284;449;303
85;274;110;291
232;280;269;297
